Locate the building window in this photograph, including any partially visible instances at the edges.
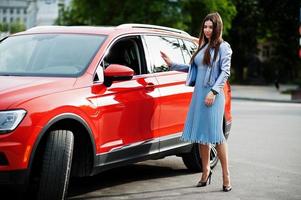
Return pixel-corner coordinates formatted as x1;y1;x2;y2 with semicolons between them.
3;9;6;14
10;17;13;23
10;8;14;14
17;8;20;14
24;9;27;14
3;17;7;23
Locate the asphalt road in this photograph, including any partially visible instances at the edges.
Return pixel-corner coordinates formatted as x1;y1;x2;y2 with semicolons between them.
67;100;301;200
2;100;301;199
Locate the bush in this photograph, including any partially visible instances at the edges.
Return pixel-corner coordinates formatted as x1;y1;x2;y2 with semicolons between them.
0;22;25;34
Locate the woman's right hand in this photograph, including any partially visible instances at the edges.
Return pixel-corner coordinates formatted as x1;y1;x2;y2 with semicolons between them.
160;51;172;67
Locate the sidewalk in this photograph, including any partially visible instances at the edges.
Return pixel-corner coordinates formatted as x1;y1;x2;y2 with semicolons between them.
231;84;301;103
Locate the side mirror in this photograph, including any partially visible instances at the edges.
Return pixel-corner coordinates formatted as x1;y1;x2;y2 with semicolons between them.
103;64;134;87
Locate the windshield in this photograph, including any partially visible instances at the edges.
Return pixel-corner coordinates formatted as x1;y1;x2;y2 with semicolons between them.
0;34;106;77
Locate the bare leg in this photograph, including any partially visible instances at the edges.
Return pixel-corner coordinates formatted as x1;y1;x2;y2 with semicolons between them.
216;142;231;186
199;144;211;181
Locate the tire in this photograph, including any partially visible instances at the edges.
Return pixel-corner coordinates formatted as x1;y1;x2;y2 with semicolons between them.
182;118;229;172
182;143;218;172
37;130;74;200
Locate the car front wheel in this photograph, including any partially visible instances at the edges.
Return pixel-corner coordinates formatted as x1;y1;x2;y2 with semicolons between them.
37;130;74;200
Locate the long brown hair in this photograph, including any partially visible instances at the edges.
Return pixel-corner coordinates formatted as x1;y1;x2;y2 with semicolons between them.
190;12;223;66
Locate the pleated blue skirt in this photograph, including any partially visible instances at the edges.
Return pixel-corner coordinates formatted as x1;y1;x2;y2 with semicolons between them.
181;65;225;145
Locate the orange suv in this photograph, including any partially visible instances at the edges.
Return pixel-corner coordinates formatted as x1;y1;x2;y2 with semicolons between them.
0;24;231;199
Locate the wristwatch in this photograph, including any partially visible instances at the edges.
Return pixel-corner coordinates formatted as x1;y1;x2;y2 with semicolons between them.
210;89;218;95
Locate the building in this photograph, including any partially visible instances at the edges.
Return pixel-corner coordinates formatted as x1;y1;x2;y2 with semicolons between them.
0;0;71;30
0;0;28;25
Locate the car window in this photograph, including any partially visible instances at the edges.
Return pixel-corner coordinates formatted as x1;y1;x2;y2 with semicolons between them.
0;34;105;77
102;37;144;75
180;39;198;64
179;39;190;64
183;39;198;56
144;35;185;73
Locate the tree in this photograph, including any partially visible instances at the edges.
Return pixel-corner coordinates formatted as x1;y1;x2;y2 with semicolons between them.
258;0;301;83
227;0;262;83
56;0;236;37
228;0;301;84
56;0;187;30
180;0;236;37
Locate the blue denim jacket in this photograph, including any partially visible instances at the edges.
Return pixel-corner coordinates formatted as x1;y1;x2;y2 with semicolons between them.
170;41;232;94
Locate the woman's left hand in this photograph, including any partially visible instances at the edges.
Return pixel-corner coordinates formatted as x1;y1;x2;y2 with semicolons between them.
204;91;216;106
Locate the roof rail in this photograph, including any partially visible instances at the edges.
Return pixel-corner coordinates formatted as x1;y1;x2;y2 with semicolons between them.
117;23;190;36
26;25;63;31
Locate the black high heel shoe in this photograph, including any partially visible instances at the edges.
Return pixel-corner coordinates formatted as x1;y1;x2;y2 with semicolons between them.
223;185;232;192
196;170;212;187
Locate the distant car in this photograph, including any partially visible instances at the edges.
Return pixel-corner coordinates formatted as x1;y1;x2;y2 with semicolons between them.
0;24;232;199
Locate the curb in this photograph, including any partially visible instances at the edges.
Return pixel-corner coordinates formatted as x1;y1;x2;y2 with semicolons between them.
232;97;301;104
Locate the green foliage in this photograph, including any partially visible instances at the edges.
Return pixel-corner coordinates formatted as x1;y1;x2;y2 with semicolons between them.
258;0;301;83
228;0;301;84
0;22;26;33
10;22;26;33
181;0;236;37
56;0;236;37
0;23;9;32
56;0;187;30
227;0;262;83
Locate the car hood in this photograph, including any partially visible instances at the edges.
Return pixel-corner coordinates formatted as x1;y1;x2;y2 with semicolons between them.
0;76;77;110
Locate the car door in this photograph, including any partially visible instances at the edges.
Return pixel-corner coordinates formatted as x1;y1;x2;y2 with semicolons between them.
142;35;197;151
93;36;161;166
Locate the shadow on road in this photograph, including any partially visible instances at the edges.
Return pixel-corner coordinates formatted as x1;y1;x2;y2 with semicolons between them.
69;185;199;200
0;185;30;200
0;161;195;200
68;162;193;198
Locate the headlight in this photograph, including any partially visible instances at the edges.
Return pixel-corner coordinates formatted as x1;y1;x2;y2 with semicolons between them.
0;110;26;133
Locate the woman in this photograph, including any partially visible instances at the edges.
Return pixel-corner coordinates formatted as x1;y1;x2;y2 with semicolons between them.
160;12;232;192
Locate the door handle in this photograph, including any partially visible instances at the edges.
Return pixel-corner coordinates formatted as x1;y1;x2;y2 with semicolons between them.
144;82;155;91
145;82;155;87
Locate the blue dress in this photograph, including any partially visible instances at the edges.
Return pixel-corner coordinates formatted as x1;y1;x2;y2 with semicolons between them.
180;47;225;145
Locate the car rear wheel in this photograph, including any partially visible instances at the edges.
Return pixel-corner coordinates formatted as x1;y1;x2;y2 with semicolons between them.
182;143;218;172
37;130;74;200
